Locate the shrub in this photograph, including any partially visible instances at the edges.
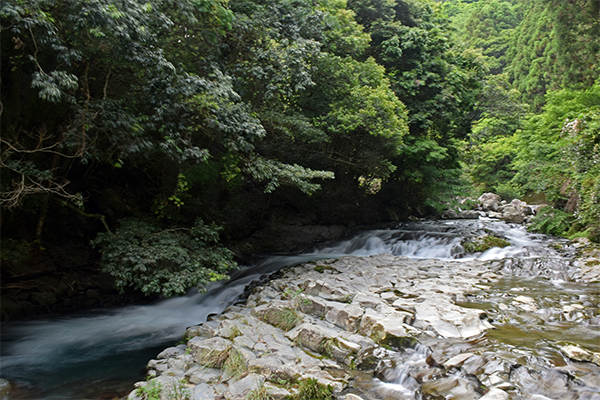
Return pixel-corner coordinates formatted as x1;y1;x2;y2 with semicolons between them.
92;218;236;297
528;206;574;237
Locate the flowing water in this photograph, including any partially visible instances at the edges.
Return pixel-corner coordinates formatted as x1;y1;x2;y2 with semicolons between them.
1;219;598;399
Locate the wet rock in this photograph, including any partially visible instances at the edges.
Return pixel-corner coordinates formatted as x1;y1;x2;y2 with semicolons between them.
560;344;594;362
462;235;510;253
421;375;480;400
0;378;11;398
345;394;364;400
510;366;572;399
451;244;466;258
414;295;493;338
443;352;474;368
480;388;510;400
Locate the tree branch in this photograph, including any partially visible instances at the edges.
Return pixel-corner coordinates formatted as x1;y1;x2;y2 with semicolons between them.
63;201;114;236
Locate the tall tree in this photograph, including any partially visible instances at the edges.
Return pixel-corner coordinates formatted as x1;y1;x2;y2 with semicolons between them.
506;0;600;110
348;0;486;212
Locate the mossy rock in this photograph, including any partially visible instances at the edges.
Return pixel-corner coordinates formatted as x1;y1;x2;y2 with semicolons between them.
461;235;510;253
381;335;418;351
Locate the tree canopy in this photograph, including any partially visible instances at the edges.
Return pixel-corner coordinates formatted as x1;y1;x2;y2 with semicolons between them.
2;0;598;301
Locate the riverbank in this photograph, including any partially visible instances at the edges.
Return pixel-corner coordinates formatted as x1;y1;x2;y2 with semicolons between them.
128;238;600;399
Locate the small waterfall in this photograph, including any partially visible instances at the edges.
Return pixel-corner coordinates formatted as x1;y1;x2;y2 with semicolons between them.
0;218;582;399
375;343;431;399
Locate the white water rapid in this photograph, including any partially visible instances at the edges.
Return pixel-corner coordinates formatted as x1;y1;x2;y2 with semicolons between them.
0;219;580;399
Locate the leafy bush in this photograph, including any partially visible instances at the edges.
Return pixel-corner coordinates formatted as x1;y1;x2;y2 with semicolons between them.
511;84;600;240
92;218;236;297
528;206;574;237
135;380;162;400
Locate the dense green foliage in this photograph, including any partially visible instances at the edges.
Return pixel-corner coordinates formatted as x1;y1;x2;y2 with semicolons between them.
506;0;600;110
92;219;234;296
2;0;598;303
3;0;477;296
446;0;600;240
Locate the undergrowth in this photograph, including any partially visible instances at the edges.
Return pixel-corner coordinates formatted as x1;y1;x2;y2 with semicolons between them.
287;378;334;400
528;206;574;237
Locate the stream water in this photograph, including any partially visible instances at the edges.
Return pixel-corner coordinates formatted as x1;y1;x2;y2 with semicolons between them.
1;219;598;399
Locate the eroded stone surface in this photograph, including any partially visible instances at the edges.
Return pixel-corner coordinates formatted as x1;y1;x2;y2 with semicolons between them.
128;253;599;400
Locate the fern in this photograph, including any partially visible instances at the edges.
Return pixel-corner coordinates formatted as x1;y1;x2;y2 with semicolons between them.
528;206;574;237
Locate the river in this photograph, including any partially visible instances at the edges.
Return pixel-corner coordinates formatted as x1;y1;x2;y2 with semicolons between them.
1;218;598;399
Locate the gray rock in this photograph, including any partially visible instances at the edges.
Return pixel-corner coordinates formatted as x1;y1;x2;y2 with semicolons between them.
185;321;219;340
263;383;291;400
324;302;364;332
442;209;459;219
302;279;348;300
299;295;329;318
457;210;481;219
414;295;493;338
286;322;335;353
480;388;510;400
227;373;265;399
451;244;465;258
501;204;524;224
186;365;222;384
352;293;384;309
359;308;410;339
188;336;232;366
191;383;215;400
157;345;187;360
168;354;193;371
248;356;283;378
147;359;169;375
479;193;501;212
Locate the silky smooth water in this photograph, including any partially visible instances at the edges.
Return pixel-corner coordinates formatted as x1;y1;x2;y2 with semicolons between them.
0;219;583;399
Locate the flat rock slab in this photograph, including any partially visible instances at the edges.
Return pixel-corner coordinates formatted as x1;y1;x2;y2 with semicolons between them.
129;253;598;400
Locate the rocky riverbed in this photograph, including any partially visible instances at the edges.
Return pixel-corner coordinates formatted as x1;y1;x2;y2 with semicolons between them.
128;246;600;400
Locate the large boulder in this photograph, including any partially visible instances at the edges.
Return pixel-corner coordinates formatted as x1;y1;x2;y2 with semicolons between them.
478;193;502;212
499;199;533;224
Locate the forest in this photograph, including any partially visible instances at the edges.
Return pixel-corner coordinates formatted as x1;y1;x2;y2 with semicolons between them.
1;0;599;312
